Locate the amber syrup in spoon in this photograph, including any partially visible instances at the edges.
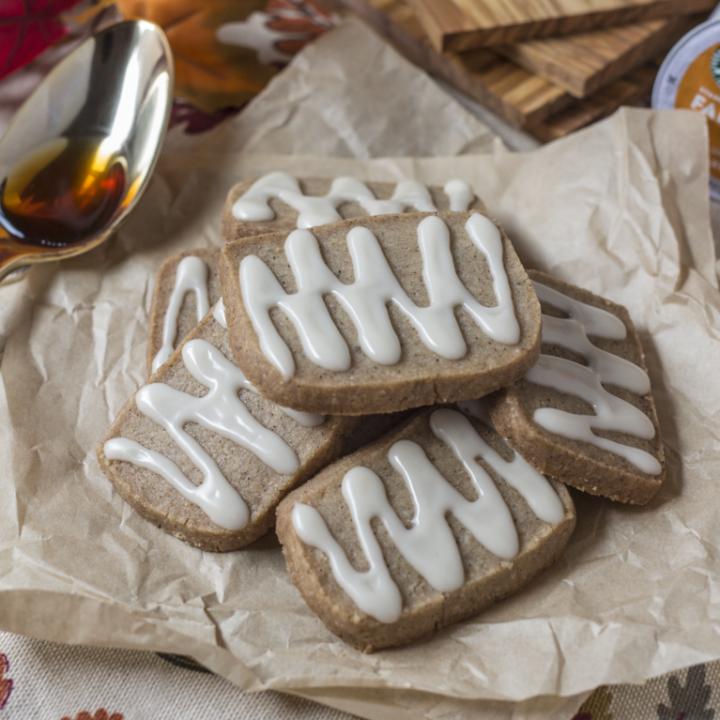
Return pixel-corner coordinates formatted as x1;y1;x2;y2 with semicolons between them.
0;136;126;248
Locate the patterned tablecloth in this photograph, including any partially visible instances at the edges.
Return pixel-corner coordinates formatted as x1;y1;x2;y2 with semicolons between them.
2;627;720;719
1;3;719;720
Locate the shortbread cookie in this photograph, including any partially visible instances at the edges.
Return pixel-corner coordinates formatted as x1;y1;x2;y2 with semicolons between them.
276;403;576;652
222;173;486;242
218;211;542;415
147;248;222;375
98;302;358;551
485;271;664;505
149;171;474;373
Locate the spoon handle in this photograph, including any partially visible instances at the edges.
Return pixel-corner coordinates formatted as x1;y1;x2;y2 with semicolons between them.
0;230;46;285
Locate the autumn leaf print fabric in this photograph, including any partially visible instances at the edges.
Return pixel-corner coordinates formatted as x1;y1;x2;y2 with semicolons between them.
115;0;337;113
0;0;85;81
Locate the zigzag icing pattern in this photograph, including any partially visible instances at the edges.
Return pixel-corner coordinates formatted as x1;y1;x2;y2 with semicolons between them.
231;172;475;229
152;254;325;424
291;407;564;623
105;338;299;530
240;213;520;379
526;281;661;475
152;255;210;372
107;302;323;531
214;301;324;428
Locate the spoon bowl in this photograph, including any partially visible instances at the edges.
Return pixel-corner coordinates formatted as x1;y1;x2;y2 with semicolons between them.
0;19;173;284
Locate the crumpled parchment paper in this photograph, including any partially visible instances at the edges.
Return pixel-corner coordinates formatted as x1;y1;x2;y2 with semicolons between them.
0;15;717;720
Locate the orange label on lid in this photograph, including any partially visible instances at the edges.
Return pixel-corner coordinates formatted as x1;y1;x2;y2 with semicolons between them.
676;43;720;183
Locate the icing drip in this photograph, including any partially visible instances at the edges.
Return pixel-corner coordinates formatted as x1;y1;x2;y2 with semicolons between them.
292;408;564;623
527;280;660;475
104;438;248;530
152;256;210;373
540;314;650;395
532;281;627;340
213;298;227;327
105;338;301;530
231;172;475;228
213;299;325;428
443;179;474;212
526;356;661;475
452;402;565;524
240;213;520;379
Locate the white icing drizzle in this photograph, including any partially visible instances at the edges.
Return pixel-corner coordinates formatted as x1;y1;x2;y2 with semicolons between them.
527;280;661;475
292;408;564;623
231;172;475;228
453;402;566;524
443;179;474;212
213;298;227;326
153;265;324;426
213;299;325;428
104;438;249;530
532;281;626;339
105;339;300;530
532;280;649;395
540;314;650;395
240;213;520;379
526;356;661;475
152;256;210;373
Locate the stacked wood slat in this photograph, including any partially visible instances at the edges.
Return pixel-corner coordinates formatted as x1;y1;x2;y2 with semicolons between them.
340;0;707;141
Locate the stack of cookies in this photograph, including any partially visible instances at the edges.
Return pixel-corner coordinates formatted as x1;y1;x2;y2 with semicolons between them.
97;173;664;652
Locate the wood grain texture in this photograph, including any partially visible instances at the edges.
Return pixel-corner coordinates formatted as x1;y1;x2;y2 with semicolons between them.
496;14;700;98
527;63;658;141
339;0;658;140
408;0;716;50
341;0;572;128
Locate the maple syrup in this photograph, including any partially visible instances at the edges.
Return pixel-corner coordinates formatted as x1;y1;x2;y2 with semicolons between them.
0;135;126;248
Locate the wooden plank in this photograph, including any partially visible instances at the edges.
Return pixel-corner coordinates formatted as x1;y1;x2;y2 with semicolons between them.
496;14;701;98
340;0;659;140
341;0;573;128
407;0;716;51
527;63;659;141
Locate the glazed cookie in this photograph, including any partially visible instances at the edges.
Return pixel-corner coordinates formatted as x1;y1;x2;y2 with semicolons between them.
98;302;358;552
217;211;542;415
485;270;665;505
276;403;576;652
148;172;478;374
147;248;222;375
221;173;486;242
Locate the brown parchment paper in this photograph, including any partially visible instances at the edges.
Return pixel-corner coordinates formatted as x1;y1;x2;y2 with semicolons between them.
0;106;716;705
0;14;718;719
164;17;502;159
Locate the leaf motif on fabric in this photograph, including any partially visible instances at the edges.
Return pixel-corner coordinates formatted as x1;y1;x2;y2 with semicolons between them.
216;0;336;64
170;100;240;134
0;653;13;711
116;0;337;113
0;0;85;81
60;710;124;720
657;665;715;720
573;687;613;720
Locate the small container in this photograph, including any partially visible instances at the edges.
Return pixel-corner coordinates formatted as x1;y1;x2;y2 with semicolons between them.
652;5;720;200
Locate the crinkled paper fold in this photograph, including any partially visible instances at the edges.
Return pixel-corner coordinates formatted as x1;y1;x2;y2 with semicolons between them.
0;15;718;720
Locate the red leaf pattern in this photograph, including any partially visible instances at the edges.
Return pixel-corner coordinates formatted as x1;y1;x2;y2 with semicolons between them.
0;0;85;81
263;0;336;58
60;710;124;720
0;653;13;711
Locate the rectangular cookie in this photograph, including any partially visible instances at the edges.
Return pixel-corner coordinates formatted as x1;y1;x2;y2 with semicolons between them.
485;270;665;504
217;211;542;415
98;302;358;551
222;173;486;242
147;248;222;375
276;403;576;652
149;171;469;374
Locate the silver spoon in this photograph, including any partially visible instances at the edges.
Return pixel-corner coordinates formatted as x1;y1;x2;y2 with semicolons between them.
0;19;173;285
